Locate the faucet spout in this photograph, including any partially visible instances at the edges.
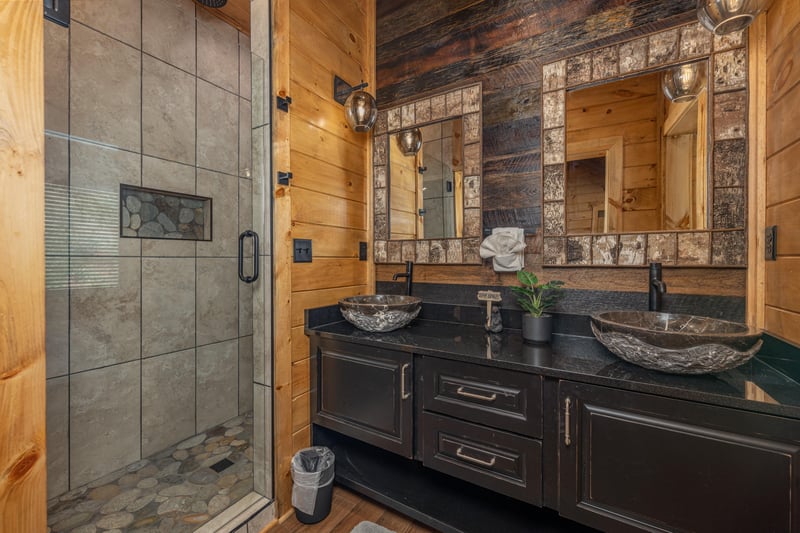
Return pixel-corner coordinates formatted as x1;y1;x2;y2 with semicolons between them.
392;261;414;296
648;262;667;312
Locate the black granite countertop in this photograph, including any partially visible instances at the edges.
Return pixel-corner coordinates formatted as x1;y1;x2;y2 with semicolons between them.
305;304;800;420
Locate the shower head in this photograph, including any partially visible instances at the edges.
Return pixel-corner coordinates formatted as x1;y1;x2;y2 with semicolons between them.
196;0;227;7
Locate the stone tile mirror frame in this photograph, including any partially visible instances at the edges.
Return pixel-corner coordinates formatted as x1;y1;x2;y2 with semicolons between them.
373;83;483;264
541;22;748;267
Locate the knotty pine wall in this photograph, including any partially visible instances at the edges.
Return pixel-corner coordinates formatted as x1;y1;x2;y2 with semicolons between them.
764;0;800;345
375;0;746;298
272;0;374;514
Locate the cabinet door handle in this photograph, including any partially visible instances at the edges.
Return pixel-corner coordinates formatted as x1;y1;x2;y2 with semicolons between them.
456;386;497;402
456;446;497;468
564;397;572;447
400;363;411;400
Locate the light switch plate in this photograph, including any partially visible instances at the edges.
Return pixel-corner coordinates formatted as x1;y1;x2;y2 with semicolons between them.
293;239;312;263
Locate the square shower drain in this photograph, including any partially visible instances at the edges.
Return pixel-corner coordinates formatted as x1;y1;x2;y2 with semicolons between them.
209;458;235;473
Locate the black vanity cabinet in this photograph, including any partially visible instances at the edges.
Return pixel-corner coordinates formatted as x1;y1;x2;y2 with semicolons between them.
420;357;544;505
558;381;800;532
311;338;414;458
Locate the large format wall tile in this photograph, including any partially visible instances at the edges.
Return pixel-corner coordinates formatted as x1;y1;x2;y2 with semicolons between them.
239;33;251;100
253;382;273;497
69;140;141;257
70;361;141;488
197;9;239;93
142;257;196;357
196;169;238;257
197;80;239;176
70;257;141;373
45;287;69;378
197;339;239;431
71;0;142;49
142;0;197;73
70;23;141;152
44;21;69;134
240;99;252;177
142;349;196;456
196;257;238;345
239;335;254;414
141;156;198;257
143;55;196;166
46;376;69;499
252;261;272;387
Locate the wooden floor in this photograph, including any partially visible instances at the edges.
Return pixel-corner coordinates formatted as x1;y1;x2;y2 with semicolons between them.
267;486;439;533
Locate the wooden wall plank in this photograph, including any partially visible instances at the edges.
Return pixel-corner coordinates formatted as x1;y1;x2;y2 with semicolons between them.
764;74;800;156
291;392;310;433
292;258;365;292
290;115;366;175
290;10;362;84
291;0;364;60
291;425;311;455
765;200;800;255
291;285;366;327
0;0;47;530
764;306;800;343
291;187;366;229
765;258;800;314
765;140;800;207
291;326;309;364
291;359;310;398
292;223;367;258
290;152;365;204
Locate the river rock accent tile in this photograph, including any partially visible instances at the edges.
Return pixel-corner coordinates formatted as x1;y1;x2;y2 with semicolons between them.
619;37;648;74
446;240;463;263
714;30;745;52
713;138;747;187
618;234;646;266
592;46;618;80
142;257;195;357
387;108;401;131
462;85;481;113
142;350;196;457
543;165;565;202
373;136;387;166
374;166;387;189
430;94;447;121
544;237;566;265
463;143;481;176
401;240;415;262
678;232;711;265
649;29;679;66
374;212;387;240
714;90;747;140
542;91;565;129
543;202;565;236
566;55;591;86
401;104;415;128
387;241;402;263
464;208;482;237
567;236;591;265
374;110;388;135
543;128;565;165
464;175;481;208
713;187;746;228
714;48;747;91
712;230;746;265
197;340;239;431
592;235;618;265
415;241;430;264
679;23;713;59
197;80;238;175
543;60;566;91
462;238;481;264
464;112;481;144
374;240;387;263
647;233;677;264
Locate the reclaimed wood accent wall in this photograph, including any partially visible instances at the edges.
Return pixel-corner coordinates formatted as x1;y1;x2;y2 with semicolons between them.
764;0;800;344
0;0;47;530
272;0;374;515
375;0;746;296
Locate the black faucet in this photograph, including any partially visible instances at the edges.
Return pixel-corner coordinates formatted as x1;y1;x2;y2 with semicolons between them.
649;262;667;312
392;261;413;296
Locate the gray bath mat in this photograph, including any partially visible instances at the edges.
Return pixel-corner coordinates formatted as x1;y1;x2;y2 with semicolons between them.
351;521;396;533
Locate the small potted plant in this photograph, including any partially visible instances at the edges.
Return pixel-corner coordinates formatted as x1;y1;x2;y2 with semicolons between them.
511;270;565;343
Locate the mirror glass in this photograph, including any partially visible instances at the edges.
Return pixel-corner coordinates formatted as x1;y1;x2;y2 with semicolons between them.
565;61;708;234
389;118;464;240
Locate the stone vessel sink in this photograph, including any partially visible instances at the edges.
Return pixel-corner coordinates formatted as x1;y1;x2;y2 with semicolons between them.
591;311;762;375
339;295;422;332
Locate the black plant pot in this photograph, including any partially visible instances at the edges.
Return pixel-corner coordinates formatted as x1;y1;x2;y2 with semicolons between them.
522;313;552;343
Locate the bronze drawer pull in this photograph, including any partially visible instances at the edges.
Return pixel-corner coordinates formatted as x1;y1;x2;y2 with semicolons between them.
456;386;497;402
401;363;411;400
564;397;572;447
455;446;497;468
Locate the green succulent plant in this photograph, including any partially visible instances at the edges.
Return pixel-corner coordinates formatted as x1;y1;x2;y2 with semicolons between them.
511;270;565;318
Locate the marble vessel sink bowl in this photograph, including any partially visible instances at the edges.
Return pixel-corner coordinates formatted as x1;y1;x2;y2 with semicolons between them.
339;295;422;332
590;311;763;375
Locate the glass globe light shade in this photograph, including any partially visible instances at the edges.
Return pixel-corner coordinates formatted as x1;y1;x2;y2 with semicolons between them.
697;0;767;35
663;62;706;103
397;129;422;156
344;90;377;132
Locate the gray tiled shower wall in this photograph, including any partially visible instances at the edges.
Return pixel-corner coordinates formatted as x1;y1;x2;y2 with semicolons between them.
43;0;273;501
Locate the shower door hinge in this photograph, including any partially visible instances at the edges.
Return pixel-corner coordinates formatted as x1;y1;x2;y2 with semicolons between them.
277;171;293;186
276;95;292;112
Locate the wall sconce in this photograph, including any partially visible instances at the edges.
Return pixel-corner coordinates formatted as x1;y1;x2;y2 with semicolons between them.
697;0;767;34
663;61;706;103
333;75;377;133
397;128;422;156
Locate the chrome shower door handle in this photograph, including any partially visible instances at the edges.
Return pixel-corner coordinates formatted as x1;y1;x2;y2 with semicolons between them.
238;230;259;283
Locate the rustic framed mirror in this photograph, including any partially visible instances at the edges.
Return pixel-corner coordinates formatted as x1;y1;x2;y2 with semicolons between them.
541;22;748;266
373;83;483;264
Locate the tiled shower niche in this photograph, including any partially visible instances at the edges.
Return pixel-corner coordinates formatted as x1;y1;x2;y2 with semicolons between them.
120;184;212;240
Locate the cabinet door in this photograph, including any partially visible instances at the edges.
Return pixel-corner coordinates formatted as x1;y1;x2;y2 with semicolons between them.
558;381;800;533
312;338;414;458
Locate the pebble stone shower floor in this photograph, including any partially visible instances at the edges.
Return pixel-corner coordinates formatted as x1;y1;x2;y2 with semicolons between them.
46;412;254;532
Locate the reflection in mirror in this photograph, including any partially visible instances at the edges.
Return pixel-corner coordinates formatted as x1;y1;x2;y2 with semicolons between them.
389;118;463;240
565;61;708;234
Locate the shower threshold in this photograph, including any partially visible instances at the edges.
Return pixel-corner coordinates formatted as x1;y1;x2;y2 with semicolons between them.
47;412;255;532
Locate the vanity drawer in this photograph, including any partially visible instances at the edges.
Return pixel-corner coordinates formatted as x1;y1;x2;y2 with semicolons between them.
422;412;542;505
421;357;542;438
